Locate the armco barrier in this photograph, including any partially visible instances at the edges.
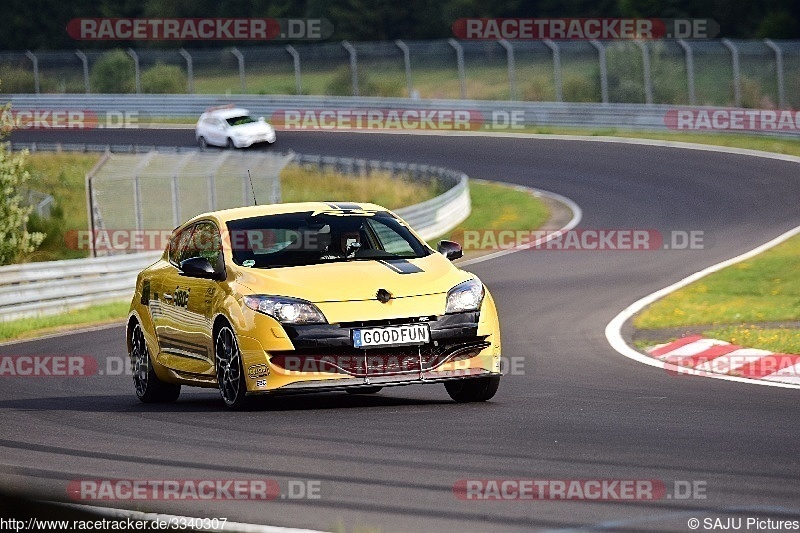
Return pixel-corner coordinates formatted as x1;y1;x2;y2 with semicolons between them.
8;94;800;136
0;148;470;322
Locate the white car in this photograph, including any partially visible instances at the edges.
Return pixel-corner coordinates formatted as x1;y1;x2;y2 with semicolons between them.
196;106;276;149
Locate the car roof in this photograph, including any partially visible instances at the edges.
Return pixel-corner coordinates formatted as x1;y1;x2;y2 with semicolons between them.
182;202;390;227
201;107;251;120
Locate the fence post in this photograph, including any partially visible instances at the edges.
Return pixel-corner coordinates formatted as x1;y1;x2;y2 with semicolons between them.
543;40;562;102
589;40;608;104
448;38;466;99
498;39;516;101
341;41;359;96
285;45;302;95
395;40;413;97
179;48;194;94
25;51;40;94
127;48;141;94
677;39;696;105
635;41;653;104
721;39;741;107
230;47;246;93
764;39;785;109
75;50;90;93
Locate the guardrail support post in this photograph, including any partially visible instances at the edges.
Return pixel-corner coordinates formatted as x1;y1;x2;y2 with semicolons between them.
25;51;40;94
721;39;741;107
231;47;246;93
75;50;90;94
589;39;608;104
498;39;517;101
285;45;302;95
589;40;608;104
677;39;696;105
543;40;562;102
635;41;653;105
179;48;194;94
764;39;785;109
448;38;467;99
127;48;141;94
395;40;413;97
342;41;359;97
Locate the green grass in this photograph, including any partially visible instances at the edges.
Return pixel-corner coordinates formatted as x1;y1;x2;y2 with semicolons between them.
23;152;99;262
280;164;440;209
634;234;800;329
0;300;130;342
431;181;550;246
702;326;800;354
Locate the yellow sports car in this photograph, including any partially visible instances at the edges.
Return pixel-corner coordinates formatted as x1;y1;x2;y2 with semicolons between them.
127;202;502;409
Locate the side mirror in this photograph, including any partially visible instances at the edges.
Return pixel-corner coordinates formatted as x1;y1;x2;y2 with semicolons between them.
437;240;463;261
258;116;266;122
180;257;223;280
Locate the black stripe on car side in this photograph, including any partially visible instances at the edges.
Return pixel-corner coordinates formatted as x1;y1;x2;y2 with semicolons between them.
379;259;424;274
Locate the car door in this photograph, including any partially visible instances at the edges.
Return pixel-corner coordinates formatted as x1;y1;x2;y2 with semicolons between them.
154;222;222;377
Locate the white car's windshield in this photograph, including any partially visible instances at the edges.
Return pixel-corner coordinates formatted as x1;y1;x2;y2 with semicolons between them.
226;116;256;126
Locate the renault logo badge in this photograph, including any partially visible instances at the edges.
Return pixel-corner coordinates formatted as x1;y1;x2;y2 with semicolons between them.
376;288;392;303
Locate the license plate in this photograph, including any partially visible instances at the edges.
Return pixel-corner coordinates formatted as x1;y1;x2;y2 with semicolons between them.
353;324;430;349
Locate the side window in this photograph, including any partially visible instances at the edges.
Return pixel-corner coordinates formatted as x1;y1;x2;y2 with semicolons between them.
182;222;223;269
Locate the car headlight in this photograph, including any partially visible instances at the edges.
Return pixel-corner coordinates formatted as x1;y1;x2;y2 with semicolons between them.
243;295;327;325
445;278;484;313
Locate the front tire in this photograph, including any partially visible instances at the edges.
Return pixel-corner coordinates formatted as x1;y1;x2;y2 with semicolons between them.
225;137;236;149
215;325;249;410
129;323;181;403
197;136;208;149
444;376;499;403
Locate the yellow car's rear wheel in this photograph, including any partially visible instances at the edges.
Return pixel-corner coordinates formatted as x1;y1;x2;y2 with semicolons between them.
130;323;180;403
215;325;249;410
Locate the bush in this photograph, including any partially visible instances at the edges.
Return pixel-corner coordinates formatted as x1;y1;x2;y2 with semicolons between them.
563;71;600;103
0;66;36;93
325;65;387;96
90;50;135;93
141;63;187;94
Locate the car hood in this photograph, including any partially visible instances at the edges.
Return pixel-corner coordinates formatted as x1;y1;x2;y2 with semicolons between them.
233;253;472;303
230;122;273;135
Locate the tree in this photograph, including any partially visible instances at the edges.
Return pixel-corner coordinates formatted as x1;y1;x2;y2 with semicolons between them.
0;99;44;265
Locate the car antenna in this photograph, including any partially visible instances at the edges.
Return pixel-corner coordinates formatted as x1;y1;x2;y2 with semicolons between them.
248;169;258;205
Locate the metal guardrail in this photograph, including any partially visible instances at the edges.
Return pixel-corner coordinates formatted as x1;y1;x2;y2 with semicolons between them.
0;252;161;322
7;94;799;136
0;147;470;322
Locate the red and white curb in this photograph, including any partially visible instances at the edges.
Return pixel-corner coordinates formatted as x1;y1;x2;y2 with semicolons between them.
646;335;800;385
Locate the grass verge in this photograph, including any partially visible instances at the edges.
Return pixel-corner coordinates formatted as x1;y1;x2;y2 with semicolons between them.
0;301;130;342
634;234;800;353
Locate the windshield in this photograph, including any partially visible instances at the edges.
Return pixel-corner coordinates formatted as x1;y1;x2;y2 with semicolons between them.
226;115;256;126
226;211;431;268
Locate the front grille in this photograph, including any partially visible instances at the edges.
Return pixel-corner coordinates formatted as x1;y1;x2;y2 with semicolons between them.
270;340;489;377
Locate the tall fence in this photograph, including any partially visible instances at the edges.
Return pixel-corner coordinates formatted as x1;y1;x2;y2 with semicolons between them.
2;39;799;108
87;149;289;257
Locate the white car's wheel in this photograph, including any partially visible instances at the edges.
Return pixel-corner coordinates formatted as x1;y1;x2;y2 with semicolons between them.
198;136;208;149
225;137;236;149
